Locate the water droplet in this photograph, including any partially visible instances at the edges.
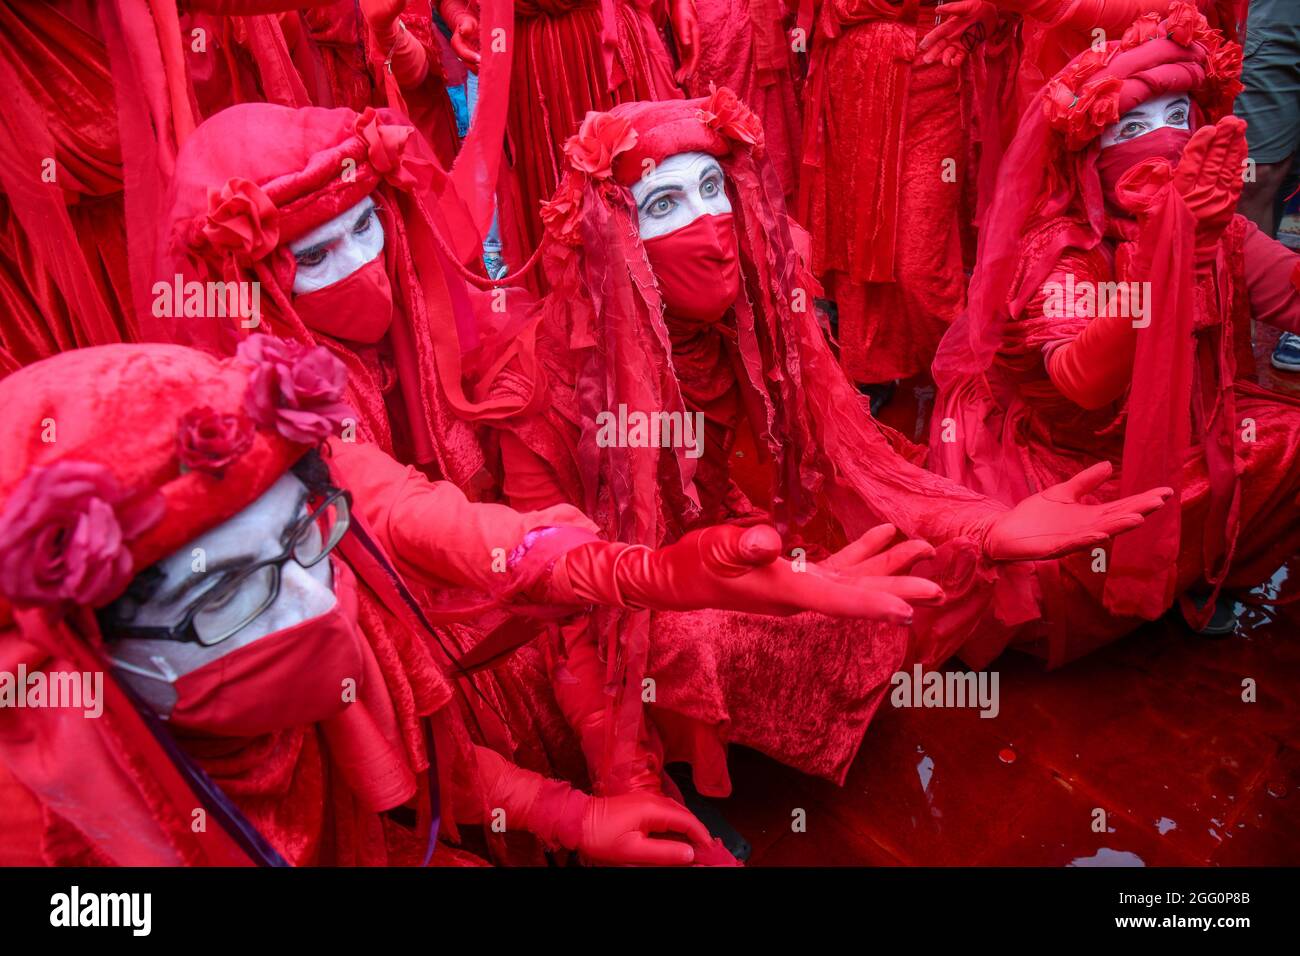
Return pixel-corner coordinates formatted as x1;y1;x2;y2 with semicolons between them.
998;747;1016;764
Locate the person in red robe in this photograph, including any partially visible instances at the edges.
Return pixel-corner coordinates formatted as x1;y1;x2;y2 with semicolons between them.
489;0;698;266
157;101;522;497
485;90;1172;804
930;5;1300;661
685;0;804;203
0;338;934;865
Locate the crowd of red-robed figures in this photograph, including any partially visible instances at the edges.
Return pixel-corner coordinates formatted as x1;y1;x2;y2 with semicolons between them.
0;0;1296;867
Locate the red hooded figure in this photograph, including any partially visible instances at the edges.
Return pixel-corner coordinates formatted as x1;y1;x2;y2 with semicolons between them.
930;5;1300;660
488;89;1171;801
157;102;538;498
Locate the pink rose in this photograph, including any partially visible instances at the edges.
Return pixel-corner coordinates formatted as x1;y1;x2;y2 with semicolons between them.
0;461;163;608
237;335;353;443
200;177;279;262
563;112;638;180
177;407;255;475
698;86;764;151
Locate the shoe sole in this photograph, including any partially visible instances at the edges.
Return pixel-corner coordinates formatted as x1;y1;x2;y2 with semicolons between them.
1271;355;1300;372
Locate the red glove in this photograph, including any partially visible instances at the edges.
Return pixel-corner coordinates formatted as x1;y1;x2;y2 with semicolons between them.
474;746;714;865
361;0;431;87
552;621;665;793
549;523;945;625
670;0;701;84
984;462;1172;561
953;0;1170;29
445;10;480;68
1046;309;1139;409
182;0;334;11
1117;117;1249;263
919;0;998;67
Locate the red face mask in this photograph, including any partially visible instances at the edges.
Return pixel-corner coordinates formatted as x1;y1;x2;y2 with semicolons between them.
642;213;742;323
1097;126;1193;207
167;560;366;737
292;255;394;344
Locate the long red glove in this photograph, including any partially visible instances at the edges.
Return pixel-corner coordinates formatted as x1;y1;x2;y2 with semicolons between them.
669;0;701;84
983;462;1172;561
439;0;481;68
182;0;334;11
1046;307;1140;409
361;0;430;87
473;746;714;865
548;523;945;625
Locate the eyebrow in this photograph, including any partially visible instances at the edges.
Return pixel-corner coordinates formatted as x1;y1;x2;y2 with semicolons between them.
698;162;722;181
293;202;376;261
155;491;309;608
637;183;683;211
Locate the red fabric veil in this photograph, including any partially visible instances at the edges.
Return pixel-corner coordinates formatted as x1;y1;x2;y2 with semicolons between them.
930;4;1245;623
156;103;544;495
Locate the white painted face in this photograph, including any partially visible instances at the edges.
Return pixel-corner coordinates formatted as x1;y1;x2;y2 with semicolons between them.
107;472;335;715
1100;93;1192;148
289;196;384;294
630;151;731;241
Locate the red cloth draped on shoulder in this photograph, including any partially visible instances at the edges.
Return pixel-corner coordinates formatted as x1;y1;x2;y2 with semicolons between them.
486;92;1042;795
157;103;546;497
0;343;495;865
931;6;1300;661
498;0;682;267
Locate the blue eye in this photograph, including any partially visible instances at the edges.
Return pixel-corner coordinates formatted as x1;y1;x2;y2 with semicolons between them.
650;196;675;217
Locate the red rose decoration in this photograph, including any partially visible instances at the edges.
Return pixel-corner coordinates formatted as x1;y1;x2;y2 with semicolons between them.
698;86;764;152
199;177;279;262
1046;75;1122;149
237;334;353;443
177;407;255;475
355;109;432;192
563;112;638;180
1120;12;1162;50
0;461;163;608
539;172;587;246
1164;3;1207;46
1203;42;1245;116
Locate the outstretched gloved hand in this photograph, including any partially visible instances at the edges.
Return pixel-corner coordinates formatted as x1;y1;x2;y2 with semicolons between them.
984;461;1173;561
550;522;944;625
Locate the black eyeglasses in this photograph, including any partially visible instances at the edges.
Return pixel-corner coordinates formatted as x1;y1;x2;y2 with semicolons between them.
107;488;352;647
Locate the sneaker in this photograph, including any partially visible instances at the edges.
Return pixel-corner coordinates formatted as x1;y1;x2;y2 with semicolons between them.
482;253;508;281
1271;332;1300;372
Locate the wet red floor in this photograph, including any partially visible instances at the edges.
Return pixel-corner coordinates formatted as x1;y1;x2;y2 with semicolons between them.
717;326;1300;867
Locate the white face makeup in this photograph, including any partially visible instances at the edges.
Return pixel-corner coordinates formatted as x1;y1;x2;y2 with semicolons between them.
107;472;336;715
1100;93;1192;148
289;196;384;294
631;151;732;241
